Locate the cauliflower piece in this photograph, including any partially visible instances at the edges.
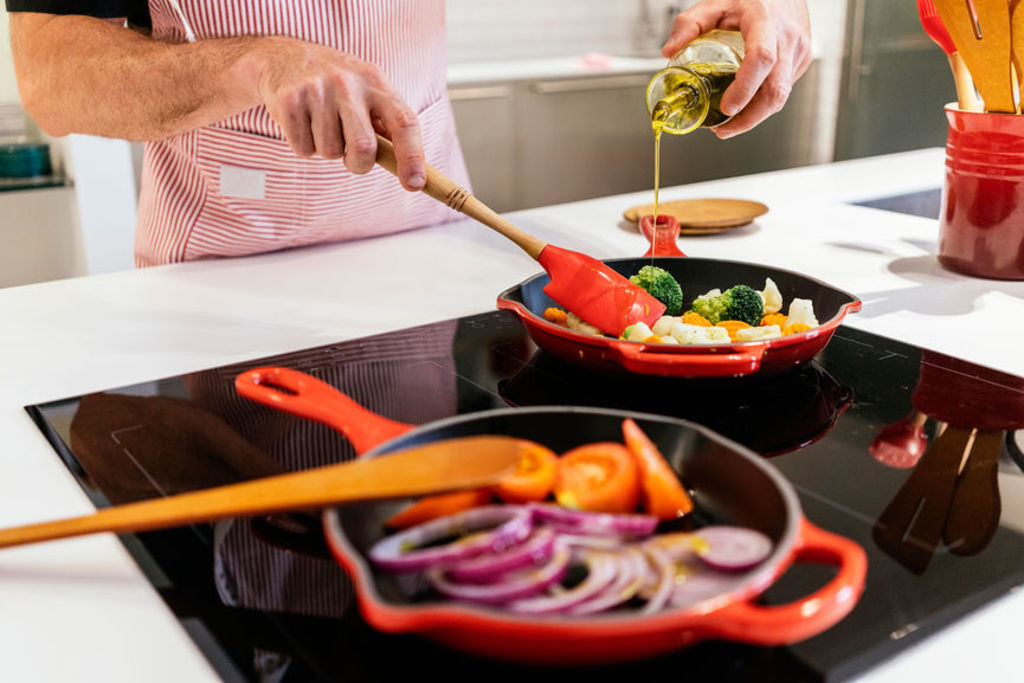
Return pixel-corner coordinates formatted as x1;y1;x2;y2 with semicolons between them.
701;326;731;344
669;321;705;344
670;322;730;345
761;278;783;315
566;312;604;336
622;322;654;341
786;298;819;328
658;335;679;345
735;325;783;342
652;316;678;337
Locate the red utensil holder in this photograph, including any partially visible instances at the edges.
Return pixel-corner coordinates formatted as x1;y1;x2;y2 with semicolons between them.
938;104;1024;279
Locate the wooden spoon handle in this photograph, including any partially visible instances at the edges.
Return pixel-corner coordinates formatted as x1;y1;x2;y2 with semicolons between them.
0;436;520;550
375;135;546;259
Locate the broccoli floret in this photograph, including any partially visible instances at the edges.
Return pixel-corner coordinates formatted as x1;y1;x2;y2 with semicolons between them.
720;284;764;326
629;265;683;315
689;284;764;325
690;289;728;323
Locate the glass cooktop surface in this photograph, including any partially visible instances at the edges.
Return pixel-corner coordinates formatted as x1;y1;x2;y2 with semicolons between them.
26;311;1024;682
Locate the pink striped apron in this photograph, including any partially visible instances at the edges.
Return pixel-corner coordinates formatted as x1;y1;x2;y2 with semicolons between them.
136;0;469;267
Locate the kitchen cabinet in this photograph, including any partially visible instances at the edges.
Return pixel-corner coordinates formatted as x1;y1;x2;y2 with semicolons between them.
0;185;84;287
450;61;823;212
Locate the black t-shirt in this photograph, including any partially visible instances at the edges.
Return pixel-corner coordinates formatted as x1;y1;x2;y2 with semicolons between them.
5;0;151;27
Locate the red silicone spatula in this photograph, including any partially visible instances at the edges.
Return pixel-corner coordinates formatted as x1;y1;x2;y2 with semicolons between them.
375;136;665;336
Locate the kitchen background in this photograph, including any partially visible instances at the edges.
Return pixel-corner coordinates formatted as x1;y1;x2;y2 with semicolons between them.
0;0;950;287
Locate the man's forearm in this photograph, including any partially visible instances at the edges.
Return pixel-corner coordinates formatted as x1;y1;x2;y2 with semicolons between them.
10;13;270;140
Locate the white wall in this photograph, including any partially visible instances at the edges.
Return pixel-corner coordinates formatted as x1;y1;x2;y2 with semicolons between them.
447;0;849;64
0;10;18;105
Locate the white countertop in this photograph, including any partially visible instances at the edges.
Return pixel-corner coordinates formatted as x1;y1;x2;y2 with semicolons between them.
0;147;1021;681
448;54;666;86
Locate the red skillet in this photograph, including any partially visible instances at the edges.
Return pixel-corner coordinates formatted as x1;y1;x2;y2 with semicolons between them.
497;214;862;378
375;136;664;336
235;366;866;665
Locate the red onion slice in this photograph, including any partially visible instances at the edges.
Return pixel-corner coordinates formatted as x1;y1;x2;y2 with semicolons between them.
529;504;658;539
557;533;624;550
639;546;675;614
645;531;704;562
368;505;533;572
668;564;737;608
694;526;773;572
428;542;572;605
569;548;646;615
445;527;557;584
506;550;618;614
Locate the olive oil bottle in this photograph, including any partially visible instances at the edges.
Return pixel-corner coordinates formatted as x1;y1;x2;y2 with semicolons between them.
645;30;744;260
646;29;745;135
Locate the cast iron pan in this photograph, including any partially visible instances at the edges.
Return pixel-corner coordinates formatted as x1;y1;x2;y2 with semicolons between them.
497;216;861;378
235;366;867;665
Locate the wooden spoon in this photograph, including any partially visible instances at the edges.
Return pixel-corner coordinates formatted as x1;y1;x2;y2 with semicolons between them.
943;429;1004;555
933;0;1014;112
1012;0;1024;109
374;135;665;337
872;425;975;574
0;435;521;550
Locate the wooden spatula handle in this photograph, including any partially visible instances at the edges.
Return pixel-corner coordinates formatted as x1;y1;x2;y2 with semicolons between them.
0;436;519;550
375;135;546;259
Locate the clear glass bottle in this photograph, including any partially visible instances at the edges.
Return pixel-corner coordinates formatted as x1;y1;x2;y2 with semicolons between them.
645;29;745;134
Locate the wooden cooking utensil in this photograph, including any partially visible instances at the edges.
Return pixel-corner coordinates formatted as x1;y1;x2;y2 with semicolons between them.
623;198;768;233
942;429;1004;555
932;0;1014;113
0;435;522;550
872;425;975;574
917;0;985;111
375;136;665;336
1012;0;1024;106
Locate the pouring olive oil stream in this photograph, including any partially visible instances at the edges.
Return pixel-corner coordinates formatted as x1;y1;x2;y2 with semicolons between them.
645;30;745;257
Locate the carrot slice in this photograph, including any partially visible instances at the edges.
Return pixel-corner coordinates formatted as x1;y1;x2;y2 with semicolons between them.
554;442;641;514
621;418;694;520
494;441;559;504
681;311;712;326
715;320;752;342
384;488;493;530
543;307;568;325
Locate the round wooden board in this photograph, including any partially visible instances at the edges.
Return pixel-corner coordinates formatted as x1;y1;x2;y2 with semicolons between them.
623;198;768;234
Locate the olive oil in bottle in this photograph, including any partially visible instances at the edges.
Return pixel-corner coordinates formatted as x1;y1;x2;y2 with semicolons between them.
646;29;745;135
645;30;745;258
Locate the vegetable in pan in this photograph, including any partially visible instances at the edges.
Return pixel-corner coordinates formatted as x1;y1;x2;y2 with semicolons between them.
549;275;820;345
386;419;691;529
629;266;684;316
369;420;773;616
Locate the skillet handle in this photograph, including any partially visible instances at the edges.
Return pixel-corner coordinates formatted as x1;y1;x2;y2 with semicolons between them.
234;367;413;455
639;214;686;257
699;518;867;645
613;342;768;377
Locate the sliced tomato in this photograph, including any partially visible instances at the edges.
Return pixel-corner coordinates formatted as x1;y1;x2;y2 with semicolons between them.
554;441;641;514
494;440;559;504
621;418;693;520
384;488;493;530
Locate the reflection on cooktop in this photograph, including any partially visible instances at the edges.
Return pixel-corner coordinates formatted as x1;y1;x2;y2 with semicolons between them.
499;352;853;457
25;310;1024;683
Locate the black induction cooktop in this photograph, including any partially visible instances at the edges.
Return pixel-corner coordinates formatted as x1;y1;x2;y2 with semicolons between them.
26;311;1024;682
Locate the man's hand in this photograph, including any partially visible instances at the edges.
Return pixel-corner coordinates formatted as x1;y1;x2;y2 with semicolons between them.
251;38;425;190
661;0;811;139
